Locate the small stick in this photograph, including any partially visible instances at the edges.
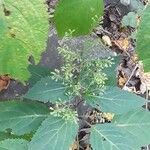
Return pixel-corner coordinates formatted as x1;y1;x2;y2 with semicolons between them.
122;64;139;90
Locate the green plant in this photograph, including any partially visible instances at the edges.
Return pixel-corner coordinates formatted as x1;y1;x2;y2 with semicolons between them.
136;2;150;72
54;0;104;36
0;34;150;150
0;0;150;150
0;0;49;82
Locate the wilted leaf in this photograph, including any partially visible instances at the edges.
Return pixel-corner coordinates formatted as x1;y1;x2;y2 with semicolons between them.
102;35;112;47
113;38;129;51
0;75;10;91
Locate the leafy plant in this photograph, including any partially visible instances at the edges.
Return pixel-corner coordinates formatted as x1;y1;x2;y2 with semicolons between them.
0;0;49;81
0;34;149;150
0;0;150;150
54;0;104;36
136;2;150;72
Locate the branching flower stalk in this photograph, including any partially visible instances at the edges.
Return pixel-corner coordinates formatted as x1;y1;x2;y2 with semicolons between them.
51;33;114;126
52;34;113;98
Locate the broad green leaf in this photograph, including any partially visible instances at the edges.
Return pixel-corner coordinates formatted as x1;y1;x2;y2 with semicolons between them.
0;139;28;150
0;101;49;135
114;109;150;147
91;124;137;150
24;77;69;103
28;65;52;86
86;86;145;114
54;0;104;36
0;131;32;142
0;1;49;81
91;109;150;150
28;116;78;150
104;56;120;86
136;4;150;72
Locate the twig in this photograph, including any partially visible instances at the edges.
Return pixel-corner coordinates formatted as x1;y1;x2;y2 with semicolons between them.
122;64;139;90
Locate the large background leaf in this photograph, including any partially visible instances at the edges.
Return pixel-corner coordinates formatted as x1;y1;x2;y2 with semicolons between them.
136;4;150;72
91;109;150;150
91;124;136;150
0;101;49;135
86;86;145;114
0;1;49;81
114;109;150;147
24;77;68;103
0;139;28;150
54;0;104;36
28;116;78;150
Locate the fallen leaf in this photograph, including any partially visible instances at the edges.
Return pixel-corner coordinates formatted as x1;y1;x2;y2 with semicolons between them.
0;75;10;91
102;112;115;122
69;141;79;150
102;35;112;47
85;145;92;150
113;38;129;51
118;76;127;88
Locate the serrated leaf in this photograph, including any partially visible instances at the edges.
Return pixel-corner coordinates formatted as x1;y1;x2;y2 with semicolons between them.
24;77;69;103
28;116;78;150
86;86;145;114
0;101;49;135
54;0;104;36
0;139;28;150
114;109;150;147
136;4;150;72
0;1;49;81
91;124;137;150
91;109;150;150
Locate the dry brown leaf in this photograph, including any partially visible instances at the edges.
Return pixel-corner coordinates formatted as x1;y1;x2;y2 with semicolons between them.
118;76;127;87
69;141;79;150
85;145;92;150
0;75;10;92
102;113;115;122
102;35;112;47
130;53;139;63
113;38;129;51
140;72;150;95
